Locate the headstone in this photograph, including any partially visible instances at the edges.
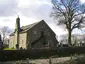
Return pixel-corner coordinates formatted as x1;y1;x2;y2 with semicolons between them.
26;58;29;64
16;44;19;49
49;57;52;64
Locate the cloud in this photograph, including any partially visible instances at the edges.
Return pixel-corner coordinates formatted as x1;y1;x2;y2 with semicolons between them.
0;0;19;17
19;0;51;7
0;0;65;36
19;0;53;23
0;0;54;25
0;0;53;23
18;0;61;34
80;0;85;3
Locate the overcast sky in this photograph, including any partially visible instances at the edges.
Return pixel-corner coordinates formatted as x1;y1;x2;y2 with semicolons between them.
0;0;85;37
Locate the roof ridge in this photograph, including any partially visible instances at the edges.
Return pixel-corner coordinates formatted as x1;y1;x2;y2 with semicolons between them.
21;21;39;28
10;20;45;36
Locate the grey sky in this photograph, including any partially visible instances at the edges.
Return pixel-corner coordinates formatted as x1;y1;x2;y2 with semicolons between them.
0;0;19;17
0;0;84;37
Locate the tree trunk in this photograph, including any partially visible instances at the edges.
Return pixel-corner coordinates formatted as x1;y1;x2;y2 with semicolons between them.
68;19;72;46
68;29;72;46
3;33;5;43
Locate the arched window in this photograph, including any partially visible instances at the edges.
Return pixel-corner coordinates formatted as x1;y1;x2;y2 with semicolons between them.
41;31;44;37
34;31;37;34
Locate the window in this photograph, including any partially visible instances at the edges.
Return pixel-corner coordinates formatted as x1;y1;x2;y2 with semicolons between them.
41;37;46;45
42;24;45;28
48;41;50;46
34;31;37;34
47;32;50;36
41;31;44;36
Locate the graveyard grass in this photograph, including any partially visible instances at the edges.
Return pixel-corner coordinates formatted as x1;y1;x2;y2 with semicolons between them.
3;48;16;50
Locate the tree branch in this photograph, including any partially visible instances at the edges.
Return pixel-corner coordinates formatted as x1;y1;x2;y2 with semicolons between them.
71;16;85;31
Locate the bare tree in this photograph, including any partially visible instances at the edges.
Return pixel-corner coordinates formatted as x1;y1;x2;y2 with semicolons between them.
0;26;10;43
51;0;85;46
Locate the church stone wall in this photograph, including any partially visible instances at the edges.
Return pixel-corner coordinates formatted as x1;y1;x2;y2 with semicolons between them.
19;33;27;49
27;21;58;49
9;36;14;48
9;20;58;49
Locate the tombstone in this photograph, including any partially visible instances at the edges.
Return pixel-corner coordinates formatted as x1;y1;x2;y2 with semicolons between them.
80;41;82;47
16;44;19;49
20;47;23;49
26;58;29;64
49;57;52;64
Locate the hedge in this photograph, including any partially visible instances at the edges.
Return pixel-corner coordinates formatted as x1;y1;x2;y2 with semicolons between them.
0;47;85;61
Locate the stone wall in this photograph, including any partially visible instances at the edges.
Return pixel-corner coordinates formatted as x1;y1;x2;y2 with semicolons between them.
27;21;58;49
19;33;27;49
9;36;14;48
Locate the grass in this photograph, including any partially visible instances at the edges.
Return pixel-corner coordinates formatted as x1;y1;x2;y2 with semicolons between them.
3;48;16;50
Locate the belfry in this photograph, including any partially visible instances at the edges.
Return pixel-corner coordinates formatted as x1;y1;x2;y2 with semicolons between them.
14;16;20;49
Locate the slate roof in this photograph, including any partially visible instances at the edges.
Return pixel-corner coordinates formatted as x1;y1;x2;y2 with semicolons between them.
10;20;56;36
20;22;39;32
10;32;15;36
10;21;40;36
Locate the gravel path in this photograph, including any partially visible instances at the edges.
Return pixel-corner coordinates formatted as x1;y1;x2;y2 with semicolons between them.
0;57;72;64
30;57;71;64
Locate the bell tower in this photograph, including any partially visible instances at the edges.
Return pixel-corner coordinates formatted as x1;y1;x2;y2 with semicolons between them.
15;16;20;31
14;16;20;49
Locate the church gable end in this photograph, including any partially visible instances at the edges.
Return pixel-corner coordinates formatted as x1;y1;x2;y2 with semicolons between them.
26;20;59;49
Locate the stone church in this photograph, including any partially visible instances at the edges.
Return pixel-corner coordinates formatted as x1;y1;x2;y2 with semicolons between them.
9;17;59;49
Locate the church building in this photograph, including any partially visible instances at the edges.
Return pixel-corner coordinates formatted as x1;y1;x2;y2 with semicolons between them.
9;17;59;49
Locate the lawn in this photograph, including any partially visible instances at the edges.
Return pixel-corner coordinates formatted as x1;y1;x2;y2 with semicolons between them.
3;48;16;50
